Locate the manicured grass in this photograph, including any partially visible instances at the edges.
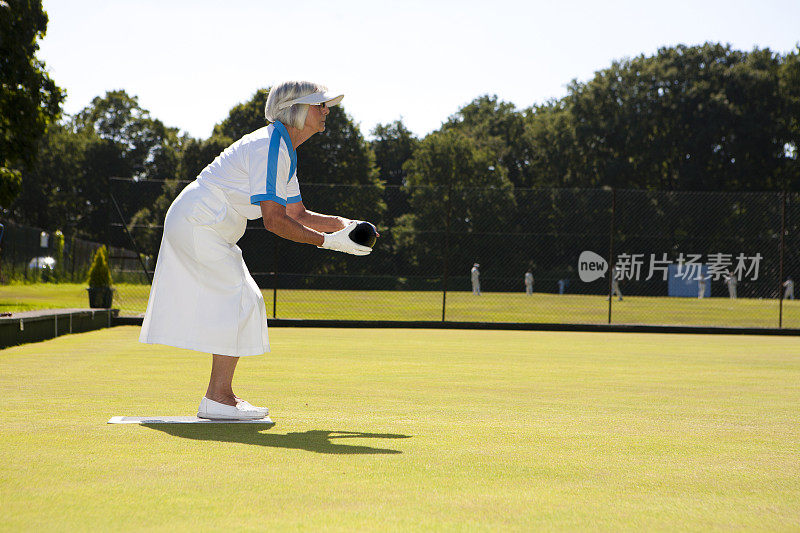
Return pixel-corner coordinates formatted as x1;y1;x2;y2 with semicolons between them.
0;282;149;312
1;327;798;530
0;282;88;312
2;282;799;328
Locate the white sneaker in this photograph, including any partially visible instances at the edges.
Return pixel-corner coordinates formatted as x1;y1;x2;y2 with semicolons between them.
237;400;268;416
197;397;266;420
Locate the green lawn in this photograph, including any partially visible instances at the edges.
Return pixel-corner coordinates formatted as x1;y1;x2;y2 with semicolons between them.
1;327;798;530
2;282;799;328
0;282;90;312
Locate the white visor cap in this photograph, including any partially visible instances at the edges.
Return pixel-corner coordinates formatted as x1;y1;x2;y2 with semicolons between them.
277;91;344;110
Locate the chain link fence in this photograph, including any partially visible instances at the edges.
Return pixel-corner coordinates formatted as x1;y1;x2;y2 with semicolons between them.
108;178;799;329
0;220;140;285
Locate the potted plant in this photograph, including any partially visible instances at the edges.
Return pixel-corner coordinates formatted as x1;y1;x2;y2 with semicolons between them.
86;245;114;308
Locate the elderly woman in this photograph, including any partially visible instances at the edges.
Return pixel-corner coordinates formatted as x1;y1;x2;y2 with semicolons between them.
140;81;373;420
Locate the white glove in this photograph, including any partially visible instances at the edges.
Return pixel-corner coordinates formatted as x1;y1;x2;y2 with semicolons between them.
319;220;372;256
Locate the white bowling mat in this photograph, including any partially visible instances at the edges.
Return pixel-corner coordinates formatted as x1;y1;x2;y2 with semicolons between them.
108;416;274;424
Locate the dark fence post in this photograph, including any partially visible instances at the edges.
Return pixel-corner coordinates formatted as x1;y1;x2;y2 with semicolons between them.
607;188;616;324
0;222;4;282
70;233;77;281
779;190;786;328
442;182;452;322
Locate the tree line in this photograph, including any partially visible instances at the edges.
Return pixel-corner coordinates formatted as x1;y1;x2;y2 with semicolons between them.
9;44;800;232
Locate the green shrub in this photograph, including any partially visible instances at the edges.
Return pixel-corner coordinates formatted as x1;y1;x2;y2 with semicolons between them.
87;246;113;288
0;166;22;209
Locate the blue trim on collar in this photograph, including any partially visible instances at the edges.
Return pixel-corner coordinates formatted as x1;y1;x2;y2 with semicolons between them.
272;121;297;182
272;121;295;154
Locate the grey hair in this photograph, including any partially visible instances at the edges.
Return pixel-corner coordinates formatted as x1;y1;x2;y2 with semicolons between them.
265;81;327;129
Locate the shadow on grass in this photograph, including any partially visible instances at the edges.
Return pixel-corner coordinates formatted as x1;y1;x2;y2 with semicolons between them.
142;425;411;454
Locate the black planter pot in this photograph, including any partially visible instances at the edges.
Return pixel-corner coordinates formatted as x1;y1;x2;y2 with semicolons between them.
87;287;114;308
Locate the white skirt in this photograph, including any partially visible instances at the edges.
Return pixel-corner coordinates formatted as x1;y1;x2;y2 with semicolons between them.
139;180;269;356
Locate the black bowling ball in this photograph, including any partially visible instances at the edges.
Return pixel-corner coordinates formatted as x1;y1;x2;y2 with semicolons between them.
348;221;377;248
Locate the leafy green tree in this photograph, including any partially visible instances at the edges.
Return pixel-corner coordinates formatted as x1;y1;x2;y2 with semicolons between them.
522;100;580;187
368;120;418;274
563;43;793;191
397;130;515;275
371;120;418;188
517;43;800;294
178;134;232;181
13;91;181;242
442;95;530;186
778;46;800;190
72;90;181;239
9;121;96;233
213;88;269;140
74;90;180;181
0;167;22;209
371;120;418;224
0;0;64;207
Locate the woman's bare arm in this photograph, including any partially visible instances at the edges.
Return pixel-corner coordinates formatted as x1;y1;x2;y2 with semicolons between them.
260;201;325;246
285;201;348;232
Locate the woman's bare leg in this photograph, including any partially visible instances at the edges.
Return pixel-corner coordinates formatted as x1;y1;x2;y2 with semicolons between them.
205;354;239;406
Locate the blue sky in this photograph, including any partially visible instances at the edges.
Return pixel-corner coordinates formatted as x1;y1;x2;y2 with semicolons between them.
39;0;800;140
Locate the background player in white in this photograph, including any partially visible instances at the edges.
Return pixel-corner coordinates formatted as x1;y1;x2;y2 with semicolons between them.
610;265;623;301
140;81;374;420
524;270;534;295
698;275;707;298
724;271;737;299
784;277;794;300
471;263;481;295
